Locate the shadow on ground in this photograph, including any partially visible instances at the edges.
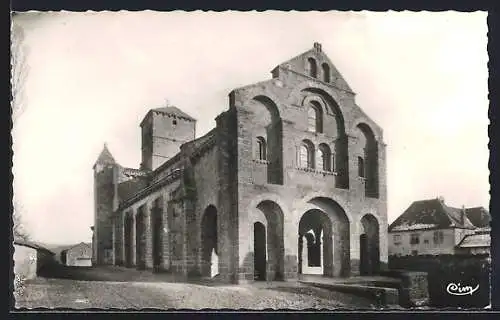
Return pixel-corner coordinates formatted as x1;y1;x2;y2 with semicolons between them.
37;263;227;287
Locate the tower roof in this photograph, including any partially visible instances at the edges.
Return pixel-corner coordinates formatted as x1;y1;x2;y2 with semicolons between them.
93;143;116;168
152;106;196;122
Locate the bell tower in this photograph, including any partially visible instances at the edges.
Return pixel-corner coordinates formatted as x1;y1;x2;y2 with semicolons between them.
140;102;196;171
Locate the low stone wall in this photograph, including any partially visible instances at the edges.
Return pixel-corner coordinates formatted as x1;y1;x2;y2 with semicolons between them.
303;281;399;308
381;270;429;307
389;254;490;308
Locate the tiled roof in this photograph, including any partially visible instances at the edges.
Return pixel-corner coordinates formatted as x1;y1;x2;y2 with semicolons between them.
120;166;148;179
186;128;217;150
389;198;476;232
464;207;490;228
61;242;92;254
457;233;490;248
153;106;196;121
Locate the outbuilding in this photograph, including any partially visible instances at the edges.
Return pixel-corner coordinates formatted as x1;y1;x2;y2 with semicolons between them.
61;242;93;267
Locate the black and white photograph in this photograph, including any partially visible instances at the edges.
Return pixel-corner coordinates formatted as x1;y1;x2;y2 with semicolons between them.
11;11;491;310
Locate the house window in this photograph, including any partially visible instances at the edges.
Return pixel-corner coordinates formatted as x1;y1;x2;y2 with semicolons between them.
433;231;444;245
393;234;401;245
410;233;420;245
424;239;429;244
322;63;330;82
358;156;365;178
256;136;267;161
307;57;317;78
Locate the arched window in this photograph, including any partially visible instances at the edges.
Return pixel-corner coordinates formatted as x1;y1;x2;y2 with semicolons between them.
256;136;267;161
300;145;309;168
322;63;330;83
308;102;323;133
299;142;314;169
358;156;365;178
317;144;332;171
307;57;317;78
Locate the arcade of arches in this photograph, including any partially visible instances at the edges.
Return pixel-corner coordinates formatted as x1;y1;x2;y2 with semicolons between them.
247;198;381;281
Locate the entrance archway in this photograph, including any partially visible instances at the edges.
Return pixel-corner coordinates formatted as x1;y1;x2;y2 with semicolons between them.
298;197;351;277
360;214;380;275
254;222;266;281
201;205;218;278
298;209;332;276
252;200;285;281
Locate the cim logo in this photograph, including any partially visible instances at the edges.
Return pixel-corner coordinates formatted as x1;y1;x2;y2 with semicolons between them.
446;282;480;296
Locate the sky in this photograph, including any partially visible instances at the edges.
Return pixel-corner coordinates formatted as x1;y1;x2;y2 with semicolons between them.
11;11;489;245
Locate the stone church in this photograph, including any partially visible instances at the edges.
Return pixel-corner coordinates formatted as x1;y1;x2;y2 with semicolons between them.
92;43;388;283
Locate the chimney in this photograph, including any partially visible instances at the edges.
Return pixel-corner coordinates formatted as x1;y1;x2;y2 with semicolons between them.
438;196;444;203
461;205;466;224
313;42;322;53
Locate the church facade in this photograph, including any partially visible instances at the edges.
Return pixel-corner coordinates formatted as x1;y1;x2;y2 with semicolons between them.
92;43;388;283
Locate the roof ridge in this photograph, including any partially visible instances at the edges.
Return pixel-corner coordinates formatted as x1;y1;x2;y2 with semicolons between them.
152;106;196;121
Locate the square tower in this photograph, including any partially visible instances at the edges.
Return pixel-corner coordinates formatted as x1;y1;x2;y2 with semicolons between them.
140;106;196;171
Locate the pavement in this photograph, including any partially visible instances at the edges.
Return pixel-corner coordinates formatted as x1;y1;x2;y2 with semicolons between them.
14;266;383;310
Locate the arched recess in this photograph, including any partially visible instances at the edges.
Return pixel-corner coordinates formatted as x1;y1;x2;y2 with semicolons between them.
298;209;333;276
253;200;285;281
135;205;147;270
305;197;351;277
253;222;266;281
322;63;331;83
151;197;163;272
124;211;134;267
301;88;348;189
251;95;283;185
200;205;218;278
356;123;379;198
307;57;318;78
359;214;380;275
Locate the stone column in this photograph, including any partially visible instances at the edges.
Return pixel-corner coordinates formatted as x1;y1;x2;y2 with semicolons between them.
145;202;153;269
301;236;308;273
131;210;136;267
319;230;324;273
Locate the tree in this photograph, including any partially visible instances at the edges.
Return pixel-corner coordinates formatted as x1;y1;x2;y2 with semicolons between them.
11;17;30;123
13;201;30;242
